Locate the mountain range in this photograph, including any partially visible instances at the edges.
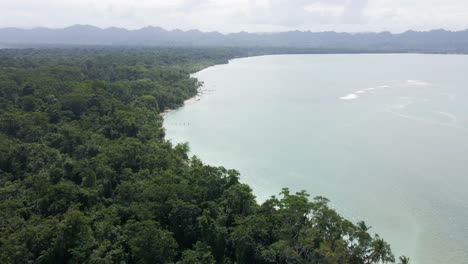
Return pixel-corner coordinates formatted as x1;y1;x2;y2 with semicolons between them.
1;25;468;53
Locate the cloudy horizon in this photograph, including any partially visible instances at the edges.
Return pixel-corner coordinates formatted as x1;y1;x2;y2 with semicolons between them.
1;0;468;33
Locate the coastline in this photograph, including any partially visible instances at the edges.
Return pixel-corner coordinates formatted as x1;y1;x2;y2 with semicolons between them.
159;94;201;118
158;59;235;119
158;52;458;120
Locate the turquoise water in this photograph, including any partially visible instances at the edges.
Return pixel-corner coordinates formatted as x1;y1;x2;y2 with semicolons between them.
164;54;468;263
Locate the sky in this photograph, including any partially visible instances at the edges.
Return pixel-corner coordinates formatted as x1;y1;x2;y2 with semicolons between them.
1;0;468;33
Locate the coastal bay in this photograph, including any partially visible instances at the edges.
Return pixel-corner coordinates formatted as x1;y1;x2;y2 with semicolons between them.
165;54;468;264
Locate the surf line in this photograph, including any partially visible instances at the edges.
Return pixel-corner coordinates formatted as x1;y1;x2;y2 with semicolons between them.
386;107;467;131
433;111;458;124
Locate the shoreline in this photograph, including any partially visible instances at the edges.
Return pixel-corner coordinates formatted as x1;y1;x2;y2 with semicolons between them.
159;94;201;118
158;51;465;119
159;61;227;119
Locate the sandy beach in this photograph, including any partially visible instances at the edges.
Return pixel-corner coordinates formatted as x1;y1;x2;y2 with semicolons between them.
159;94;201;118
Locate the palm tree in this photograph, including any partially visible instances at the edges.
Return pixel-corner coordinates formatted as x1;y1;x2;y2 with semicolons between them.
355;221;372;243
398;255;410;264
367;235;395;263
357;221;372;232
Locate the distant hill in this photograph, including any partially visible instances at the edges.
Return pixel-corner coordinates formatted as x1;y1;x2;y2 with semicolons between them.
1;25;468;53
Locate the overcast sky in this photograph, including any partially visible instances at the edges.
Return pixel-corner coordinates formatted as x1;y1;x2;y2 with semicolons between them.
1;0;468;33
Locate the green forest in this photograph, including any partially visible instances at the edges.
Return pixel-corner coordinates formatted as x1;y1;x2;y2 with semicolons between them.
0;47;408;264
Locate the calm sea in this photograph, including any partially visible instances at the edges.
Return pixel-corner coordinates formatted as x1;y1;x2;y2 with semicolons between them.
164;54;468;264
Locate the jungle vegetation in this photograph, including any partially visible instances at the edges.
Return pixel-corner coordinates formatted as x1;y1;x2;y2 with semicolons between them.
0;47;408;263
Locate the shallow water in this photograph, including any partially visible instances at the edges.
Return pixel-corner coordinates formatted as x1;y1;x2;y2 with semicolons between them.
164;54;468;264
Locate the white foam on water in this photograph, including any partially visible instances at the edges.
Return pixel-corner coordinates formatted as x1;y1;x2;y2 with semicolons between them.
386;104;466;131
339;93;359;100
434;111;458;124
406;80;429;86
344;85;390;100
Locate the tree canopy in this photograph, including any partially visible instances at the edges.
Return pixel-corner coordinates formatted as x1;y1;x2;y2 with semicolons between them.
0;47;407;263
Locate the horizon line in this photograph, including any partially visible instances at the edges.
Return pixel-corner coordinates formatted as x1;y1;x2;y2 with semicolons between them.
1;24;467;35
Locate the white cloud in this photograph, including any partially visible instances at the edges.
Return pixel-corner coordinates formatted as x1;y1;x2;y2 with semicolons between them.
0;0;467;32
303;3;344;16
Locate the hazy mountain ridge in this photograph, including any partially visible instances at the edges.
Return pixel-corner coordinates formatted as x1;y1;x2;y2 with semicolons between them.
1;25;468;53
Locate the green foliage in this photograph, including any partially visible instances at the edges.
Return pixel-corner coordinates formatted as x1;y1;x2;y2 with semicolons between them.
42;210;95;264
0;47;399;263
125;220;178;263
398;255;410;264
178;242;216;264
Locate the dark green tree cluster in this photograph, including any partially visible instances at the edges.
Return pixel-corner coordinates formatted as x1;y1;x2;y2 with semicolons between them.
0;47;407;263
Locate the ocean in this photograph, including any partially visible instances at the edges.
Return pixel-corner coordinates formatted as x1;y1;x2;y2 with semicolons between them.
165;54;468;263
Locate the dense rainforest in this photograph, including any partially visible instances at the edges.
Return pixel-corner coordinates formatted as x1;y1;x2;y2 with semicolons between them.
0;47;408;264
